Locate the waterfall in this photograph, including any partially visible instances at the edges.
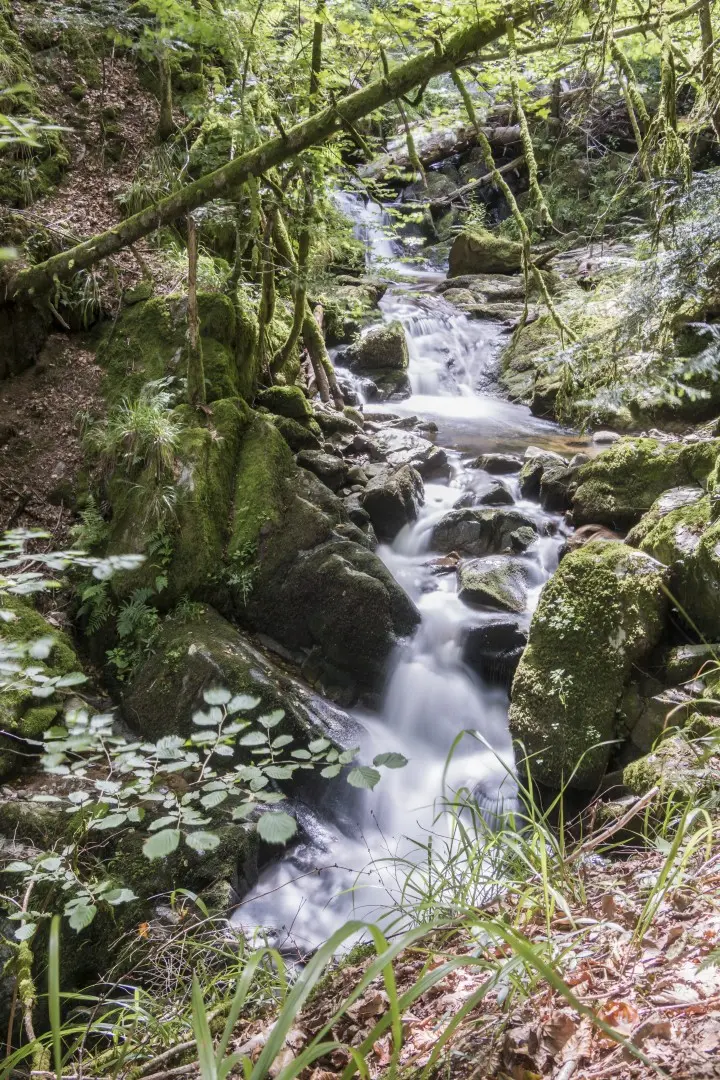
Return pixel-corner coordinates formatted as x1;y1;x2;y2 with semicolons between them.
233;194;574;953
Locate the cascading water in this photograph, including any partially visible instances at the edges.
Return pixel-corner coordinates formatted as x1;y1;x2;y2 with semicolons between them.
233;194;583;953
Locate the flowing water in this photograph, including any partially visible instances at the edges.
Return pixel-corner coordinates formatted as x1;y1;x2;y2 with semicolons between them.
233;196;587;953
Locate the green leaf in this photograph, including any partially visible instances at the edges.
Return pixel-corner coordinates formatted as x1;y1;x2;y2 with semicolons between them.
257;709;285;728
309;738;331;753
291;749;312;760
256;811;297;845
3;861;32;872
38;857;63;872
271;735;293;749
142;828;181;861
347;766;381;790
67;902;97;931
232;802;255;820
373;752;408;769
192;710;219;727
338;748;359;765
264;765;295;780
228;693;261;714
239;731;267;746
185;830;221;853
320;764;342;779
203;687;232;706
200;790;228;809
15;922;37;941
104;888;138;906
91;812;128;831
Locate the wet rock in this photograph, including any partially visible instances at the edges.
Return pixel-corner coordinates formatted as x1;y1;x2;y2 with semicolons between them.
431;507;539;557
539;461;582;513
313;408;362;436
449;228;524;277
592;430;621;445
463;618;528;687
457;556;531;613
360;464;424;542
665;643;720;685
471;452;523;474
572;438;719;530
509;526;538;552
628;688;696;754
509;541;668;790
370;428;448;477
518;446;567;500
562;523;622;557
476;480;515;507
347;320;409;372
296;449;349;491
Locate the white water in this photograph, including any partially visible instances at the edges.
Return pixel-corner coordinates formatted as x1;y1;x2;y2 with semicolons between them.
233;196;578;953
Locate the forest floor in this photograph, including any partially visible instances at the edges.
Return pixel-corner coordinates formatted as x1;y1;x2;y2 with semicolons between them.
202;841;720;1080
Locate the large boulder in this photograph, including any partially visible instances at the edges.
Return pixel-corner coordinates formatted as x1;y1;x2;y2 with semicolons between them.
449;228;524;277
125;605;363;750
347;321;409;372
360;464;424;542
457;556;532;613
572;438;719;530
431;507;539;557
368;428;448;477
627;491;720;639
257;385;313;420
518;447;567;500
509;541;668;789
229;418;420;693
296;449;349;491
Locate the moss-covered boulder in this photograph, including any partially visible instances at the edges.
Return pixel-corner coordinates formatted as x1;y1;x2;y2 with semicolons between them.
227;418;419;692
449;228;524;277
318;279;387;346
124;604;364;751
571;438;720;530
256;385;312;420
0;598;82;777
347;321;409;372
509;541;668;789
97;293;259;405
269;414;322;451
627;492;720;639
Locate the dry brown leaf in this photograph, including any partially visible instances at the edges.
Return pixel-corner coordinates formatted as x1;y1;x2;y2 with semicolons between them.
598;999;640;1034
543;1008;579;1054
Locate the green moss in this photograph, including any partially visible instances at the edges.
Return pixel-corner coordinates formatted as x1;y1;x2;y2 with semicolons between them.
269;414;322;451
629;493;720;639
229;416;295;566
623;734;718;804
509;541;668;789
448;227;524;277
98;294;243;406
0;597;81;777
572;438;720;529
255;385;312;419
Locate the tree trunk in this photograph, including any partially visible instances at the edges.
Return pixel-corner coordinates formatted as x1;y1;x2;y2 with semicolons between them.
186;215;206;407
303;306;343;410
157;51;175;142
5;6;527;301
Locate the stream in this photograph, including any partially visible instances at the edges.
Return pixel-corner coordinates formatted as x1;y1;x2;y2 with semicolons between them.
233;197;588;953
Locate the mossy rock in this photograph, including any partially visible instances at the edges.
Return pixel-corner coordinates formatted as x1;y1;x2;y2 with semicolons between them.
97;293;259;406
256;385;312;420
628;492;720;639
0;598;82;778
449;228;524;277
509;541;668;790
318;281;387;346
572;438;720;530
105;397;252;605
228;418;419;692
269;414;322;451
623;733;720;804
347;321;409;372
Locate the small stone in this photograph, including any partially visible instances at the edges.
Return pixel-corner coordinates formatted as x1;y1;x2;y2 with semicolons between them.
471;452;523;474
592;430;621;444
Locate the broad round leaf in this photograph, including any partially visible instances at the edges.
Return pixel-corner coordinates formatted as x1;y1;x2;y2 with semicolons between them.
185;831;221;853
203;687;232;706
256;812;297;845
142;828;181;861
373;752;408;769
347;766;381;790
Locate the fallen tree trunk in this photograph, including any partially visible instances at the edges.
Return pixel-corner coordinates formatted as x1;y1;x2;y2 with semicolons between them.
5;5;528;302
402;154;526;209
360;122;521;180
